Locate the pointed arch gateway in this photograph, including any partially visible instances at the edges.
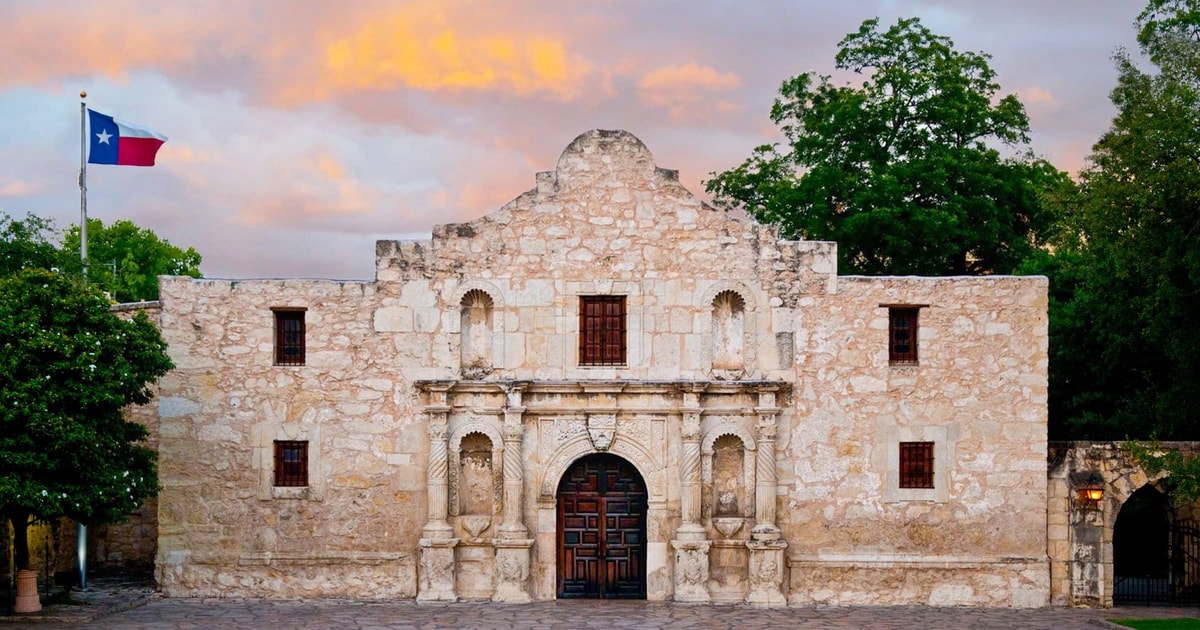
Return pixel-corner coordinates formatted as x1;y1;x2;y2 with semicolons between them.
556;453;648;599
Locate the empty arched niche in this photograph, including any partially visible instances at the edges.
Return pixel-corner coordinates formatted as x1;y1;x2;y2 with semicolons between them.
712;290;746;370
458;432;496;516
701;427;756;522
460;289;494;375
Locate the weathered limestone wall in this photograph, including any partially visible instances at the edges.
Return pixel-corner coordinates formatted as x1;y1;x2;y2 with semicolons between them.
155;279;421;597
782;276;1049;606
153;130;1048;605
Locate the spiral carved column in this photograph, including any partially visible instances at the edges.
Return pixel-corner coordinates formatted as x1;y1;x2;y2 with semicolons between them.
746;387;785;607
673;386;710;602
419;386;458;602
494;384;533;603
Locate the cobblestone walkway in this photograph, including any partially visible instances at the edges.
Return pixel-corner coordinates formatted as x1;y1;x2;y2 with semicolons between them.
20;598;1200;630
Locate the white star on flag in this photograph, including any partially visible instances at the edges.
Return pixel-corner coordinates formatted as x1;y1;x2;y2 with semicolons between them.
96;129;112;144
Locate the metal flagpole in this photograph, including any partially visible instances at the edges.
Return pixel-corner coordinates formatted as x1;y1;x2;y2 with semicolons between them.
77;92;90;592
79;91;88;277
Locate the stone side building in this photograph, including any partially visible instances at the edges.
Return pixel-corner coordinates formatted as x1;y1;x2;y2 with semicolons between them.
152;130;1049;605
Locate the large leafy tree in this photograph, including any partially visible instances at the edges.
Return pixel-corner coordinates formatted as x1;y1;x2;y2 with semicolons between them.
60;218;202;302
1044;0;1200;439
0;269;173;571
0;213;60;276
707;17;1067;275
0;212;202;301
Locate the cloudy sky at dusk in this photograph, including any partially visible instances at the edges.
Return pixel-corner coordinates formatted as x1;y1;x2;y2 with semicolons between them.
0;1;1143;281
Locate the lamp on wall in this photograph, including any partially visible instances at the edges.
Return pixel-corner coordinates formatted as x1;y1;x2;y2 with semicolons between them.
1073;471;1105;505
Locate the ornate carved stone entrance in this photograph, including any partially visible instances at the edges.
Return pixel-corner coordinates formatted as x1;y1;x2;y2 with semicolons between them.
415;379;789;603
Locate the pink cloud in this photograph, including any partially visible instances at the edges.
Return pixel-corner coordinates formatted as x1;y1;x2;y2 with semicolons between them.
637;63;744;124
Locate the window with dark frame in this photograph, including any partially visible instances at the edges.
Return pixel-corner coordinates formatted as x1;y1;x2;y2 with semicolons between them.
274;309;306;366
899;441;935;489
579;295;626;366
273;440;308;487
889;307;919;365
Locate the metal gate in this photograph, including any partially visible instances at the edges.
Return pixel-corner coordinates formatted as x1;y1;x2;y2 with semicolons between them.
1114;524;1200;606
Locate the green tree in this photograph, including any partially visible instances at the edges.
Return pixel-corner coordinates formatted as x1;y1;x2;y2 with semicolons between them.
60;218;202;302
0;269;172;571
0;213;60;276
1046;0;1200;438
706;17;1067;276
0;212;203;301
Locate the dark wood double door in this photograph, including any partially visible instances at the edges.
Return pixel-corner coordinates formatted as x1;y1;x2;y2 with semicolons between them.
556;454;647;599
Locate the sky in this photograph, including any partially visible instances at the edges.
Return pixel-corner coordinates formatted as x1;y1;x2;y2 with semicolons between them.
0;1;1144;281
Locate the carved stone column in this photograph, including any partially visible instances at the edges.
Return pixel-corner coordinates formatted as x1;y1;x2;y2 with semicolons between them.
493;383;533;603
419;386;458;602
671;540;712;603
678;386;705;541
499;384;528;538
672;385;711;602
746;387;785;606
751;389;781;540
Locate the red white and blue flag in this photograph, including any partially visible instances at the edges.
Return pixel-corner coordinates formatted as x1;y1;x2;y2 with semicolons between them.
86;109;167;167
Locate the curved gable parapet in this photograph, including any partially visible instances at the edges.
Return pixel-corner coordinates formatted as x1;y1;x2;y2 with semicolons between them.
553;130;669;193
386;129;831;285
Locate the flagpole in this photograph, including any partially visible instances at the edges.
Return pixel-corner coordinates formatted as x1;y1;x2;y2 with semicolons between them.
79;91;88;277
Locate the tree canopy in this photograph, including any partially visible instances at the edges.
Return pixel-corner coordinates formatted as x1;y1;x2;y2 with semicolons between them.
0;213;59;277
0;268;173;570
0;212;201;301
60;218;203;302
706;17;1067;276
1039;0;1200;439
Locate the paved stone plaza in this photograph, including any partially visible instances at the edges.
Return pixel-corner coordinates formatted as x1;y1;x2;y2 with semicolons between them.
19;598;1200;630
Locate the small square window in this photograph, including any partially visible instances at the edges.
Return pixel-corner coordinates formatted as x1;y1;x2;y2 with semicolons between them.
579;296;626;366
899;441;935;489
273;309;306;366
889;307;919;365
274;440;308;487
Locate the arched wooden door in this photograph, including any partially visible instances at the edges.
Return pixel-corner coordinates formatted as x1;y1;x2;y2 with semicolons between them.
556;453;647;599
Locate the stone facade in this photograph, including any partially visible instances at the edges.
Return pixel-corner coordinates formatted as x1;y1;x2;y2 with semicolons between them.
152;130;1049;605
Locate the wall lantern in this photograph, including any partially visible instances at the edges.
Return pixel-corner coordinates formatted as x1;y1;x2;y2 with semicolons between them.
1073;471;1105;505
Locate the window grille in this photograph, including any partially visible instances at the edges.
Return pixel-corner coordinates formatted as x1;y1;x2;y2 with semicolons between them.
899;441;935;489
274;309;306;366
273;440;308;487
889;307;919;364
579;296;627;366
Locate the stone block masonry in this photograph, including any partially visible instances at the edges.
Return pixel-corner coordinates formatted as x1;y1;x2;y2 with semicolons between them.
153;130;1048;606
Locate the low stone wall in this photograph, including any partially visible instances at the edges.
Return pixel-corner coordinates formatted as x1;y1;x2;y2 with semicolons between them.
788;555;1049;607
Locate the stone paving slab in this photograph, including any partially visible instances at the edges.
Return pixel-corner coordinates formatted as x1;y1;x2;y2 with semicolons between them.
12;597;1200;630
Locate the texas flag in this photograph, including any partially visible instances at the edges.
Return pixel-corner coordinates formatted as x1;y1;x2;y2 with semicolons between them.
87;109;167;167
